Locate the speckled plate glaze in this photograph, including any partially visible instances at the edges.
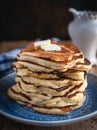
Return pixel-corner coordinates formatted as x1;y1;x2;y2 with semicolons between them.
0;73;97;126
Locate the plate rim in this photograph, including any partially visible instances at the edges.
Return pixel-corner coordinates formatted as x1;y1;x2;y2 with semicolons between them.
0;72;97;126
1;106;97;126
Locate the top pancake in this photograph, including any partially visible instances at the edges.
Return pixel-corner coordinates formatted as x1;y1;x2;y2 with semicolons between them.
20;41;84;62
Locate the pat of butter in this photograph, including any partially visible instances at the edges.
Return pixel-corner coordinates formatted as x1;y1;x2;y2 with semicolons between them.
34;39;51;49
41;44;61;51
34;39;61;51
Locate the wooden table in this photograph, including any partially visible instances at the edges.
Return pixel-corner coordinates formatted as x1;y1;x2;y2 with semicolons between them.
0;41;97;130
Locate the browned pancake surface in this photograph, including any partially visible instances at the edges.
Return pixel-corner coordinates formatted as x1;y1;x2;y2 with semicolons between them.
20;41;82;62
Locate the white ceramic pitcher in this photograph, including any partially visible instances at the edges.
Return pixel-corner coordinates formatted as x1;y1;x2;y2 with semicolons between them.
68;8;97;65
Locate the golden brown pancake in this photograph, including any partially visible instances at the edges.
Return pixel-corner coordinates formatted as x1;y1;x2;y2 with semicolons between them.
20;41;82;62
7;40;92;115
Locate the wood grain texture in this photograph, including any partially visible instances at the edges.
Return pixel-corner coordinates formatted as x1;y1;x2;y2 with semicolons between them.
0;113;97;130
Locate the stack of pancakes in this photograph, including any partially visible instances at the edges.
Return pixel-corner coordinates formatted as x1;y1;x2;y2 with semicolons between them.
8;41;91;115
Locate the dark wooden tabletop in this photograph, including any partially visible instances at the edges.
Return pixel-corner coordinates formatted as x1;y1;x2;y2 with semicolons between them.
0;41;97;130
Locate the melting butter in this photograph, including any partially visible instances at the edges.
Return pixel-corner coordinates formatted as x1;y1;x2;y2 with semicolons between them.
41;44;61;51
34;39;50;49
34;39;61;51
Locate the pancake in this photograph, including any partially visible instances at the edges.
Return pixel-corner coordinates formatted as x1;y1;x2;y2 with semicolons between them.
15;77;87;96
16;53;84;70
15;67;85;80
20;41;82;62
16;76;84;89
16;99;85;115
7;84;86;114
13;59;91;80
13;61;54;73
7;40;92;115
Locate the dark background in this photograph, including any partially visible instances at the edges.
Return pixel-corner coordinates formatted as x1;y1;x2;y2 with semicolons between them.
0;0;97;41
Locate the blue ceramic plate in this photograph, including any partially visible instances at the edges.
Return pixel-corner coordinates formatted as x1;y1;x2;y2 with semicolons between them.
0;73;97;126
